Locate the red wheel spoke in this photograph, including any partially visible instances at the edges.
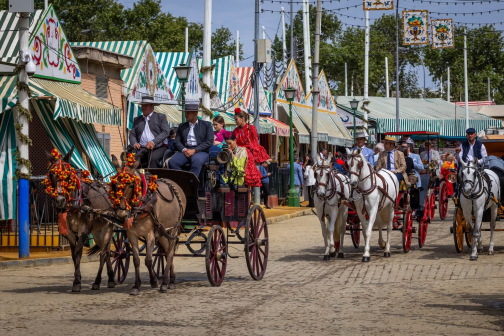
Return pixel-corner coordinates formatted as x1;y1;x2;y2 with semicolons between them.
216;260;222;278
257;220;266;238
258;246;267;257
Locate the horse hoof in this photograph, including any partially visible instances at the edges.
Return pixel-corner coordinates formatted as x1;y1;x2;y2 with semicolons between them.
470;256;478;261
159;285;168;293
130;288;140;296
323;255;330;261
489;250;495;256
107;282;116;289
72;284;81;292
337;252;344;258
91;283;100;290
329;251;337;258
384;252;391;258
362;256;370;262
168;283;176;290
150;281;159;289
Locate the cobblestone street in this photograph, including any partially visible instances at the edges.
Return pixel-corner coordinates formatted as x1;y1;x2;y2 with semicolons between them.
2;206;504;335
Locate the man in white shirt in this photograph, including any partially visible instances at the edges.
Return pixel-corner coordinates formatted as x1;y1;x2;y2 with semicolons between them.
455;127;488;164
129;96;170;168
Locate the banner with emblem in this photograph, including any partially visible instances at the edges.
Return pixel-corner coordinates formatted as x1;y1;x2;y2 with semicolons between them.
431;19;454;49
130;45;177;104
403;10;429;45
363;0;393;10
275;59;307;105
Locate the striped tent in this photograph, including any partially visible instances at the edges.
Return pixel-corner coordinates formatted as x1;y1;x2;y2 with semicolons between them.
336;96;503;139
0;109;17;220
156;52;190;97
236;67;254;107
0;76;122;125
0;10;43;65
70;41;150;92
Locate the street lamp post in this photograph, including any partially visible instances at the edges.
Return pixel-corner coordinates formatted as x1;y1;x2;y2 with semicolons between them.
284;87;299;207
349;98;359;143
174;63;192;123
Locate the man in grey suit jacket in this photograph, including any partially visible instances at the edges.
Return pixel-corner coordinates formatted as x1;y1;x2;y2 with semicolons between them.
129;96;170;168
169;103;213;178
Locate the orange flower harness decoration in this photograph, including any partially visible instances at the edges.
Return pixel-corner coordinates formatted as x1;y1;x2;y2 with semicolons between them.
108;153;159;210
42;149;91;202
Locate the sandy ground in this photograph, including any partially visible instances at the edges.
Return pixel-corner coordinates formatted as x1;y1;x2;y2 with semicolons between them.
1;204;504;335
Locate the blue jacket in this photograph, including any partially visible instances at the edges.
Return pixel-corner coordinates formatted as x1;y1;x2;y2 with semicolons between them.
409;152;423;188
287;162;303;186
332;162;345;173
351;146;374;166
259;165;269;184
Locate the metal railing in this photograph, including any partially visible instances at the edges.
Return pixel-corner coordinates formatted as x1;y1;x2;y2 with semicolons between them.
0;176;69;249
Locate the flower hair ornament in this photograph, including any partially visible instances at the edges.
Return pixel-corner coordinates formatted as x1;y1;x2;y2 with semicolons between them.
234;107;242;114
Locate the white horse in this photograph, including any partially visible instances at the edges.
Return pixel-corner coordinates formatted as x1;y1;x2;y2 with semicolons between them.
458;159;501;260
313;154;351;261
346;148;399;262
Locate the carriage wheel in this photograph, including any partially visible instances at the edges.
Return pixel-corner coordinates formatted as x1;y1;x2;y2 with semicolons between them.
438;181;448;220
418;193;430;248
350;220;360;249
429;191;436;220
402;207;413;253
453;207;465;253
245;205;269;281
111;230;130;284
152;245;166;279
205;225;227;287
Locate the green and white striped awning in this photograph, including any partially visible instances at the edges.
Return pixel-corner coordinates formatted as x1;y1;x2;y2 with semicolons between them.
156;52;190;97
0;76;122;125
0;10;43;65
277;103;310;144
336;96;503;139
0;109;17;220
70;41;149;91
32;99;90;171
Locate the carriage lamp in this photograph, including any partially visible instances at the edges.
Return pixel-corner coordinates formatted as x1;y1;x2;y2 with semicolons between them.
284;87;299;207
349;98;360;144
174;63;192;123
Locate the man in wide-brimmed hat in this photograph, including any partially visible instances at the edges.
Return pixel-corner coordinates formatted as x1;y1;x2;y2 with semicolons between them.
169;103;213;178
420;140;442;176
128;95;169;168
375;136;408;185
350;131;374;165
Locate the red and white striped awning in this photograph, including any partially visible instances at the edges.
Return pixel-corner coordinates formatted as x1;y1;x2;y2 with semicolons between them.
265;117;290;137
454;101;495;107
237;67;254;107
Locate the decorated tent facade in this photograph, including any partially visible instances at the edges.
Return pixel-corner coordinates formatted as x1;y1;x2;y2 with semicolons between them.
275;59;353;161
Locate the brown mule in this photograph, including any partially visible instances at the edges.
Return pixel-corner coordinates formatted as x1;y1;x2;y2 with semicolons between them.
110;154;186;295
45;148;115;292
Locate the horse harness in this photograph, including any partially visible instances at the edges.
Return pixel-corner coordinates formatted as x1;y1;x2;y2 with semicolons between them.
347;153;398;216
313;165;349;218
459;164;494;214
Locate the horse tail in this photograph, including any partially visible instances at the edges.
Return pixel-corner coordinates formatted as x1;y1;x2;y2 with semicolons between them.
87;244;101;256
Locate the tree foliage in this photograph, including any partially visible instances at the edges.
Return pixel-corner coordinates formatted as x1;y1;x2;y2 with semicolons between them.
0;0;242;59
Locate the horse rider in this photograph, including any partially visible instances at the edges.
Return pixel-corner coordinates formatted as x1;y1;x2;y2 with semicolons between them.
455;127;488;165
375;136;408;186
351;131;374;166
169;103;214;178
129;95;170;168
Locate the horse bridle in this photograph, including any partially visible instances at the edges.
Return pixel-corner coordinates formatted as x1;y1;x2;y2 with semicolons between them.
47;160;83;209
347;153;375;193
313;164;339;201
460;164;486;199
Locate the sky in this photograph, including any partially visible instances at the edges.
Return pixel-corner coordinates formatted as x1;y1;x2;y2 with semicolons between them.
118;0;502;90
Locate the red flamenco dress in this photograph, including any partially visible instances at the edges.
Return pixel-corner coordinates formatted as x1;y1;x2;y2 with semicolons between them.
440;160;456;196
233;123;270;187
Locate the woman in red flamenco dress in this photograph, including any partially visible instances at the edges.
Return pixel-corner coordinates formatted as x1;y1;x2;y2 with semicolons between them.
232;108;271;187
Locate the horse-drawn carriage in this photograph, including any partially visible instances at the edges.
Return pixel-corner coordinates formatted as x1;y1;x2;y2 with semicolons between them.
342;132;441;254
109;148;269;287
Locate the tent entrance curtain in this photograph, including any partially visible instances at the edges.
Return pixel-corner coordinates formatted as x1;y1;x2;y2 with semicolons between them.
32;99;115;180
0;109;17;220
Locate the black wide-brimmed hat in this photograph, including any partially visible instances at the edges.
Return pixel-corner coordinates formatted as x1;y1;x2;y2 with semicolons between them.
181;103;200;112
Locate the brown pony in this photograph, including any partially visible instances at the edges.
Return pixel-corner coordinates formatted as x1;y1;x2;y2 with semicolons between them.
45;148;115;292
110;154;186;295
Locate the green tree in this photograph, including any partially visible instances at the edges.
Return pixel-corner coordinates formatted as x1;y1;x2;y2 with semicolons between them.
424;25;504;104
211;26;243;60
